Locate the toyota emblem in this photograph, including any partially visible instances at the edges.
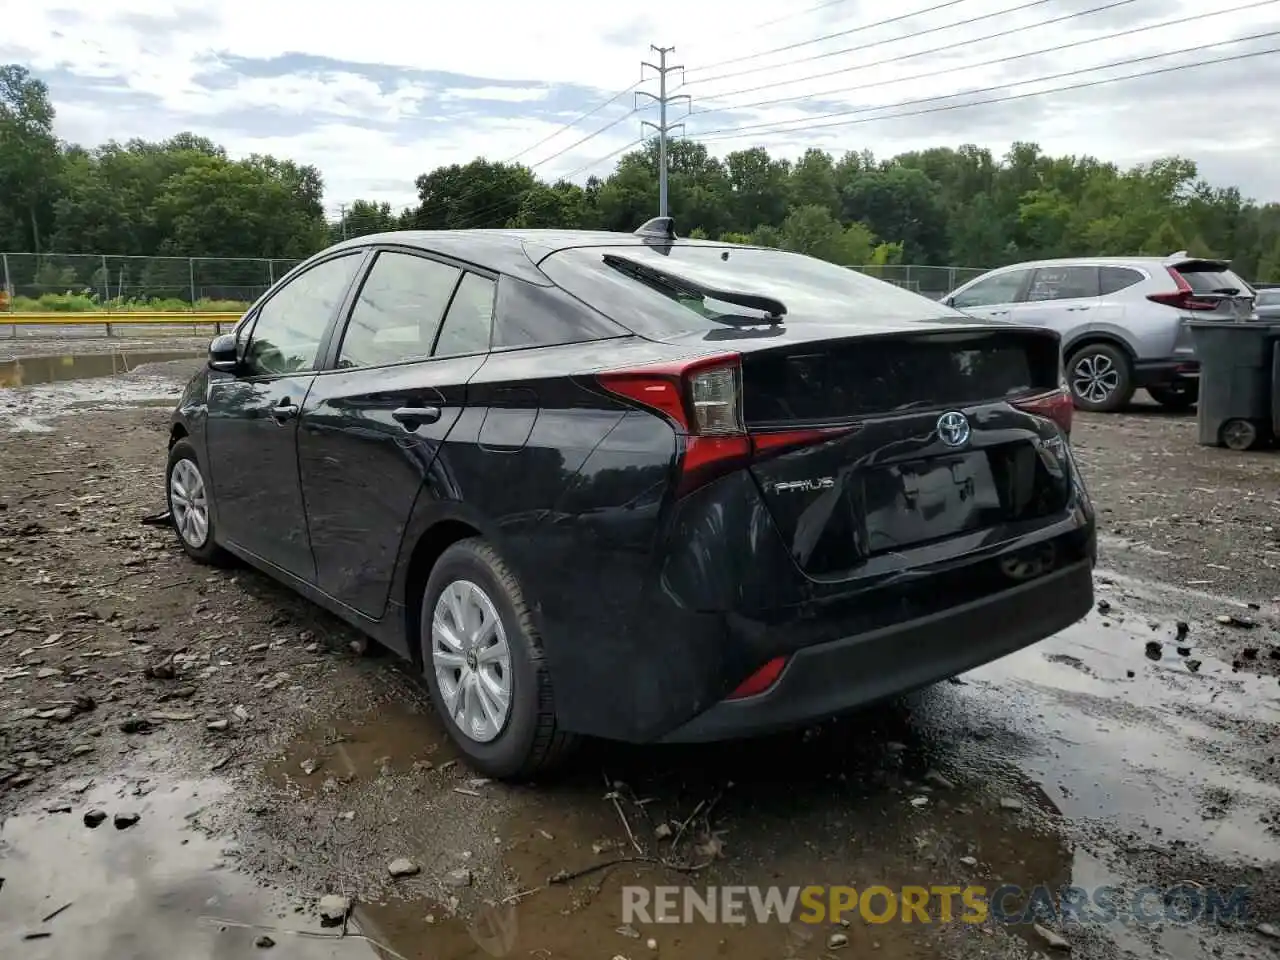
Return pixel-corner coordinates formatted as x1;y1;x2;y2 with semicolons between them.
936;411;971;447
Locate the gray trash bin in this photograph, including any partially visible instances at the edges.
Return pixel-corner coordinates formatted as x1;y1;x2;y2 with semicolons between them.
1187;321;1280;450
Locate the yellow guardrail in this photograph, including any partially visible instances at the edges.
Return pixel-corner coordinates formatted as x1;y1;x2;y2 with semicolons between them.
1;312;242;325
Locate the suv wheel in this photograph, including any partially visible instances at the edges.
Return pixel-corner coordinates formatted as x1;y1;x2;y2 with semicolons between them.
420;537;579;780
1068;344;1133;412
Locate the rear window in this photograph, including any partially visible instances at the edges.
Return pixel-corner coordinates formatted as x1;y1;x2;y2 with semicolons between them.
1174;263;1250;295
539;244;958;338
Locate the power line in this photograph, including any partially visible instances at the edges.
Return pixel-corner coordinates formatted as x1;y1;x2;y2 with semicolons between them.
693;43;1279;143
527;108;642;170
558;137;647;182
503;80;641;164
450;137;649;231
395;105;651;230
687;0;1278;120
688;0;861;48
333;78;649;227
677;0;1143;102
685;0;1139;90
681;0;970;78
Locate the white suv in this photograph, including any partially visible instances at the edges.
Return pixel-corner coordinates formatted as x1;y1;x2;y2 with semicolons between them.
943;253;1256;412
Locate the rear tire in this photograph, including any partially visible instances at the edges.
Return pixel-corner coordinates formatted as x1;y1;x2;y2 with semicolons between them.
419;537;579;780
1147;383;1198;411
166;439;232;566
1067;344;1134;412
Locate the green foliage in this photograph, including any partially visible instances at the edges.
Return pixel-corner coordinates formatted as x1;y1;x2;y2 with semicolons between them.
12;292;248;312
3;61;1280;293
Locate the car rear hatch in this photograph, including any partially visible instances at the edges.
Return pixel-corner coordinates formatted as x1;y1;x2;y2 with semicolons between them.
740;327;1075;579
1150;259;1256;321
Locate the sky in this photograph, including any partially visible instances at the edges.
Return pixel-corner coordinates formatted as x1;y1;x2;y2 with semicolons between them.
3;0;1279;217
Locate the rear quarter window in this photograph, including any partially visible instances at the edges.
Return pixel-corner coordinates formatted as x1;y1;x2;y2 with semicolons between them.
539;244;958;339
1099;266;1145;294
491;275;629;350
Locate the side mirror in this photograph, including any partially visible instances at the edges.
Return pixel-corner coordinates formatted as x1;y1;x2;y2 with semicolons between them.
942;295;955;308
208;333;241;374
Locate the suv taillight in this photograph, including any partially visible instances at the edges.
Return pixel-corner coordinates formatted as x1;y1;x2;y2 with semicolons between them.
597;354;850;497
1147;267;1219;312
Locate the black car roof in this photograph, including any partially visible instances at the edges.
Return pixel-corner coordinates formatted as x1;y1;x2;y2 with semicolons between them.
324;229;739;285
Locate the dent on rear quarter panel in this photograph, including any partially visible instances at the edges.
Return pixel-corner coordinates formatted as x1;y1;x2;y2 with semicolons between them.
515;410;709;740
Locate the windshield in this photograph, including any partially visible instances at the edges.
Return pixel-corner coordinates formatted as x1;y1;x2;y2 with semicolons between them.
540;244;962;338
1255;289;1280;306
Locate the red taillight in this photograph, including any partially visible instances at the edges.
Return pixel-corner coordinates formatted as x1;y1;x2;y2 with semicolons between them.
1013;387;1073;436
1146;267;1219;312
725;656;788;700
597;354;850;497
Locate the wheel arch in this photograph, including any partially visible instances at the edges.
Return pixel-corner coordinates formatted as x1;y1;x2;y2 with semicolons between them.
402;517;484;670
1062;332;1138;364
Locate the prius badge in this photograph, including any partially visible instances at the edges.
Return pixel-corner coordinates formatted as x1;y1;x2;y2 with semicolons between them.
772;477;836;493
936;411;971;447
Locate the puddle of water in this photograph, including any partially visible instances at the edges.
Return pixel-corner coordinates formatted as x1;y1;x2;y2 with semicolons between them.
0;374;188;431
0;350;201;387
962;606;1280;865
0;764;373;959
253;686;1077;960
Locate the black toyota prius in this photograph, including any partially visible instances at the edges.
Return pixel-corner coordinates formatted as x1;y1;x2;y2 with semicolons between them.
164;219;1096;779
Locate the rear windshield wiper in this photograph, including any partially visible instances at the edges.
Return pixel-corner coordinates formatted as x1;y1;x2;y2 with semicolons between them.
1211;287;1242;295
602;253;787;322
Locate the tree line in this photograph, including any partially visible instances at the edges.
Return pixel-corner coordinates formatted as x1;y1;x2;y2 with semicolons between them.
4;63;1280;287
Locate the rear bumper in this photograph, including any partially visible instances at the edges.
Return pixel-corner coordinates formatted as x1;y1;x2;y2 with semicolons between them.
662;558;1093;743
1133;358;1199;387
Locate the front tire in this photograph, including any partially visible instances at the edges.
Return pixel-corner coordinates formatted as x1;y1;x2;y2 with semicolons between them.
166;439;232;566
1068;344;1134;412
419;538;579;780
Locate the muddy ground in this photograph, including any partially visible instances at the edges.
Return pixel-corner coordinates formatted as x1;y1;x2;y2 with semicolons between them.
1;351;1279;960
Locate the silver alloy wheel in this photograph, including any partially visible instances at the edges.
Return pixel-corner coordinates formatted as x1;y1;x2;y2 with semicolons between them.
431;579;512;743
1071;352;1121;405
169;458;210;549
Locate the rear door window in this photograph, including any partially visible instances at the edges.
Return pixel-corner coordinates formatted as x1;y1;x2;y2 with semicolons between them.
951;270;1031;309
434;273;496;357
1099;266;1144;294
1026;266;1099;302
337;251;461;368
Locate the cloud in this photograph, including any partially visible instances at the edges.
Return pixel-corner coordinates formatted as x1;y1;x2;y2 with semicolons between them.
0;0;1277;216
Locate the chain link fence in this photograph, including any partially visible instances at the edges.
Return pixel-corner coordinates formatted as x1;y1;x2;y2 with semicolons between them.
0;252;992;314
849;264;988;300
0;253;303;312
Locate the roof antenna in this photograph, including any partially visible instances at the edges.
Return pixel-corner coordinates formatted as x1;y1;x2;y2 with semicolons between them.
635;217;676;241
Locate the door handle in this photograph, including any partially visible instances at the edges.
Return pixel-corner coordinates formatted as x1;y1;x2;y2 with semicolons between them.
989;310;1009;316
392;406;442;429
271;400;299;423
